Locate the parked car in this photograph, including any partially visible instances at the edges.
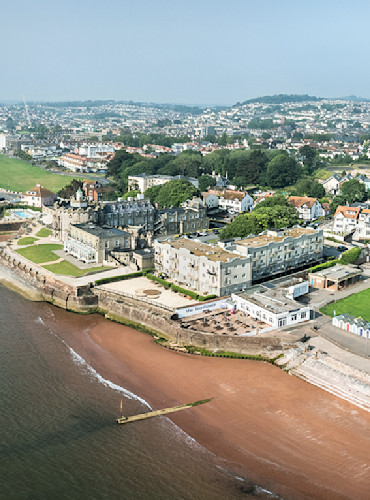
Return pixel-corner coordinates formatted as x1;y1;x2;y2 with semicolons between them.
337;245;347;252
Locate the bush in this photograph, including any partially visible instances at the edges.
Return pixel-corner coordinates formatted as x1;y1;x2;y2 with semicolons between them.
309;259;340;273
170;284;199;300
198;294;217;302
146;273;171;288
340;247;361;264
95;271;143;285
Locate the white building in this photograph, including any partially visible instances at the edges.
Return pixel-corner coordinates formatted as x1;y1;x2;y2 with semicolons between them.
231;282;311;329
0;133;7;150
217;190;254;213
333;206;361;235
22;184;57;208
221;227;323;281
154;238;252;297
128;174;199;193
288;196;323;220
202;192;219;209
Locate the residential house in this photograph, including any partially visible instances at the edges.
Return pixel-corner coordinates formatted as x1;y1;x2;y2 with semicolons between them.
22;184;57;208
127;173;199;193
333;205;360;235
288;196;323;220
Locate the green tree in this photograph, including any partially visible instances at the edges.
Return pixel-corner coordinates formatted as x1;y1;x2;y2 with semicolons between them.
58;179;83;199
198;174;216;192
299;145;318;175
220;205;299;239
292;178;325;198
265;153;300;188
340;179;367;203
145;179;199;208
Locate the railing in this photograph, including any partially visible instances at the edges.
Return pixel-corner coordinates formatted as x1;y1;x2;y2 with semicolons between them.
94;286;174;312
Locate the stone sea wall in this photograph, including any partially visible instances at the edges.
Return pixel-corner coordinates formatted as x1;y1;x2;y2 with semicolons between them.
0;249;292;354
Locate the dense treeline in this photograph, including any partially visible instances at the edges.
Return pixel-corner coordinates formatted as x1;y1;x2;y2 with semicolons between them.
106;146;322;195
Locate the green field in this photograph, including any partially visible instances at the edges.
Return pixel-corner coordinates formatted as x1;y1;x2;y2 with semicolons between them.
36;228;52;238
320;288;370;322
17;237;39;246
43;260;108;276
0;154;82;193
16;243;63;263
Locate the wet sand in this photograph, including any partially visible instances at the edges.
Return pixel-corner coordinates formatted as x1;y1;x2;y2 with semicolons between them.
56;314;370;500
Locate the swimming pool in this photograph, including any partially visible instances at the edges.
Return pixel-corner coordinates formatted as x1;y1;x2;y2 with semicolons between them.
11;210;35;219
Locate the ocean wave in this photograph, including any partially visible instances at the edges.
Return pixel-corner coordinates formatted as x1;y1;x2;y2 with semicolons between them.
66;344;151;409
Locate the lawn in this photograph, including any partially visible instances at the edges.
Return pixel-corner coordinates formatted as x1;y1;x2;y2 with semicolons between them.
43;260;108;276
320;288;370;322
16;243;63;263
0;154;82;193
17;237;39;246
36;228;52;238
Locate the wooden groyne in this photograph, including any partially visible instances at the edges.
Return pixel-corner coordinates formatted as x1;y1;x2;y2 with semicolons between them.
116;398;212;424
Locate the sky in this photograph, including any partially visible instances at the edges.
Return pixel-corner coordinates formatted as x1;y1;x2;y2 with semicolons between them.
1;0;370;105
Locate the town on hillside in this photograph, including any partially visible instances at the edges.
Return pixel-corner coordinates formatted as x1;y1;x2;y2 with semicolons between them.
1;95;370;412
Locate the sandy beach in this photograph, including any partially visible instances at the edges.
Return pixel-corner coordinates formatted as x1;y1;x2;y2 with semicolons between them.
48;310;370;500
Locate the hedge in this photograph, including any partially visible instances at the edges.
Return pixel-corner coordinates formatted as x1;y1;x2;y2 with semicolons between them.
147;274;218;301
95;268;154;285
146;273;171;288
309;259;340;273
340;247;361;264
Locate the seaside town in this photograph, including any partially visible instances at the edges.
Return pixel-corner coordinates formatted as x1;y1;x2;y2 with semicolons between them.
1;94;370;411
1;93;370;499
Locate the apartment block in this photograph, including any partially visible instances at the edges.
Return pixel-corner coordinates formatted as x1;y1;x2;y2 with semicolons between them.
221;227;323;281
154;238;252;297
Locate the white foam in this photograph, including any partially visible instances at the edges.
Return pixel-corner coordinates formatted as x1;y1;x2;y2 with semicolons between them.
67;344;151;408
36;316;46;325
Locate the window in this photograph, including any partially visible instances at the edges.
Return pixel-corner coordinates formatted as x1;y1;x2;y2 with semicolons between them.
278;318;286;327
301;311;306;319
291;314;297;321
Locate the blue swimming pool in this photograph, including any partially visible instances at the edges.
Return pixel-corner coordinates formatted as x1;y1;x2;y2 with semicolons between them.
12;210;34;219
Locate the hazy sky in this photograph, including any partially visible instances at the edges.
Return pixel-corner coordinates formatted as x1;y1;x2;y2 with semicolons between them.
2;0;370;104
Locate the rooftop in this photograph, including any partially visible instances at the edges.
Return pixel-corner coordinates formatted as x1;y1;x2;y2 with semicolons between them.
235;227;318;248
165;238;243;263
309;264;362;281
72;223;129;239
237;284;305;315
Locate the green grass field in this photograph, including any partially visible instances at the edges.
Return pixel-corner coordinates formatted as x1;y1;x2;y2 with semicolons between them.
320;288;370;322
0;154;82;193
16;243;63;263
17;237;39;246
43;260;108;276
36;228;52;238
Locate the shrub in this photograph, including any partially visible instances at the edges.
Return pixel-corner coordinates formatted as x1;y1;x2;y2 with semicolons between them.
170;284;198;300
146;273;171;288
340;247;361;264
198;294;217;302
95;271;143;285
309;259;340;273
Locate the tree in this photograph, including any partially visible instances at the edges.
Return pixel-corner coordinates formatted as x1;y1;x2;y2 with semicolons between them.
265;153;300;188
292;178;325;198
299;145;318;175
58;179;83;199
254;194;288;210
145;179;199;208
341;179;367;203
233;149;269;187
220;205;299;239
198;174;216;192
217;133;228;146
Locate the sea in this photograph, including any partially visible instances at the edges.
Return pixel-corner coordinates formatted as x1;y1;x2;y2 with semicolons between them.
0;284;272;500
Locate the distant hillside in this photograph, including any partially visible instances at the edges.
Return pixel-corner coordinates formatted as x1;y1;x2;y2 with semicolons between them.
339;95;370;102
238;94;320;105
